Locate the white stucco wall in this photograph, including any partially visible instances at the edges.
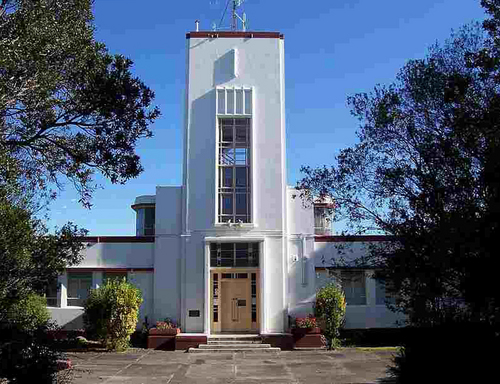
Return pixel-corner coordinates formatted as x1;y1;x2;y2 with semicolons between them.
179;34;289;334
49;270;154;330
184;36;287;232
155;186;183;235
313;241;406;329
287;187;314;235
78;242;154;268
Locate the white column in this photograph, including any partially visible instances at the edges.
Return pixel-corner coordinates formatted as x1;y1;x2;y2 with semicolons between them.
58;273;68;308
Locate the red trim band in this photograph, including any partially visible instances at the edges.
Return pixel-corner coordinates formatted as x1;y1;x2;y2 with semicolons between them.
315;235;396;243
66;268;154;272
79;236;155;243
187;31;283;39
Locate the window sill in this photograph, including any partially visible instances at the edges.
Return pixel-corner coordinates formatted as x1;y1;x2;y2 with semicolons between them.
214;223;256;229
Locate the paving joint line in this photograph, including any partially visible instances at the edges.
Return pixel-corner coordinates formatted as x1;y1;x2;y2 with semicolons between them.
101;349;153;384
280;351;300;384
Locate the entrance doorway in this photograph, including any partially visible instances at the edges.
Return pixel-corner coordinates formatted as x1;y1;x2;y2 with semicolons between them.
211;270;259;333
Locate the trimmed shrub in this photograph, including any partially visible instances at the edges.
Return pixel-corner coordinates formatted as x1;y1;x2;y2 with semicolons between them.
314;282;346;349
3;293;51;332
83;278;143;351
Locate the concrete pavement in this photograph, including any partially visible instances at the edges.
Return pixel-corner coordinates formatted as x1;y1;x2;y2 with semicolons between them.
68;348;397;383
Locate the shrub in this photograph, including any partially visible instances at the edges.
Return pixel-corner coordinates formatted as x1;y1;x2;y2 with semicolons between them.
83;278;143;351
0;324;63;384
387;321;498;383
314;282;346;349
3;293;51;333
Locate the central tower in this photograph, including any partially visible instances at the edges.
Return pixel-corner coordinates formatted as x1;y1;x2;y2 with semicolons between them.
181;30;288;334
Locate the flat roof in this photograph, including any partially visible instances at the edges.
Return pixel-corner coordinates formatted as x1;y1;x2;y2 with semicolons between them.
187;31;283;39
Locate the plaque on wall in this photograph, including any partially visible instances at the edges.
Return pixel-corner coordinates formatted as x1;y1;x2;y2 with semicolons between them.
189;310;200;317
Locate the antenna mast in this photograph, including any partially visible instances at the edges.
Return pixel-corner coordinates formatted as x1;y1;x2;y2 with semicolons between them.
215;0;247;31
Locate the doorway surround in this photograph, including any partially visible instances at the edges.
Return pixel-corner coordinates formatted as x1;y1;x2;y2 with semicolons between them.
204;237;265;336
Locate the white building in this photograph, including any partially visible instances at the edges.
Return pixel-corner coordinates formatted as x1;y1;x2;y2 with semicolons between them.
48;30;404;338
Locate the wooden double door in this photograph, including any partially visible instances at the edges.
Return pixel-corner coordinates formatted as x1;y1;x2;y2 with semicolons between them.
211;270;259;333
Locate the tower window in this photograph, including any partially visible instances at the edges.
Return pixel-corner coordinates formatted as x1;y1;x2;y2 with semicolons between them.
218;118;251;223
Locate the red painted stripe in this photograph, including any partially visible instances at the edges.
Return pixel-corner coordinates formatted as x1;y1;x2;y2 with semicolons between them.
315;235;396;243
78;236;155;243
187;31;283;39
66;268;154;272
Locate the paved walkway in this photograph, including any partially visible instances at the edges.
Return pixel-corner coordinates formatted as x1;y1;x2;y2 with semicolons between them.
68;348;397;384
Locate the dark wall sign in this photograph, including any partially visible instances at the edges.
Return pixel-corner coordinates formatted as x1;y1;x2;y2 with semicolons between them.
189;310;200;317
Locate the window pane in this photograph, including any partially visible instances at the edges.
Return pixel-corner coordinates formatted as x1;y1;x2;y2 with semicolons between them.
222;126;233;142
221;243;233;251
227;89;235;114
236;89;243;114
342;271;366;305
220;167;233;188
234;118;248;127
235;148;247;165
235;127;247;142
217;89;225;114
235;167;247;187
68;273;92;307
244;89;252;114
221;194;233;214
235;194;247;215
46;279;58;307
145;208;155;232
220;147;234;165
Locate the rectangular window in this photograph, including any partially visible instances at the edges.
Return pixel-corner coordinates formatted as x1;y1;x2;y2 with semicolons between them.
218;118;251;223
376;279;396;305
341;271;366;306
67;272;92;307
45;279;58;307
144;208;155;235
210;243;259;267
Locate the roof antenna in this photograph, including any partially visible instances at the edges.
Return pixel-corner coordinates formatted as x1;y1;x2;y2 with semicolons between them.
232;0;247;31
214;0;247;31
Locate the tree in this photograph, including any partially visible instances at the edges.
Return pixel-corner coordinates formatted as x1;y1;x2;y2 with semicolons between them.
0;0;160;207
297;22;499;328
0;190;86;323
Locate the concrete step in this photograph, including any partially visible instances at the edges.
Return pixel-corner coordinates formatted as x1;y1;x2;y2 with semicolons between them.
199;343;272;349
189;347;281;354
208;335;261;342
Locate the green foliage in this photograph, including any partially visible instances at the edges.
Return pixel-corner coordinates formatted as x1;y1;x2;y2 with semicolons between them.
4;293;51;332
298;21;500;328
0;182;86;322
83;278;143;351
0;0;160;207
314;282;346;349
387;321;498;383
0;332;62;384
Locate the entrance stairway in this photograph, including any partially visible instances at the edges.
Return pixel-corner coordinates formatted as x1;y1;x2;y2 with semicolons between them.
188;335;281;353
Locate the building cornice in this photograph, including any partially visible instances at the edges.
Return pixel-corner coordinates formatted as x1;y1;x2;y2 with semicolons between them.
187;31;283;39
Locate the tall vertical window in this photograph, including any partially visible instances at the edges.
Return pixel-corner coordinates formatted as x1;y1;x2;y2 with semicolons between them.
218;118;251;223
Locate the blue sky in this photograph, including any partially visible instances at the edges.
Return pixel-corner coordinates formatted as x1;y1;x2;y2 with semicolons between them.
47;0;488;235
